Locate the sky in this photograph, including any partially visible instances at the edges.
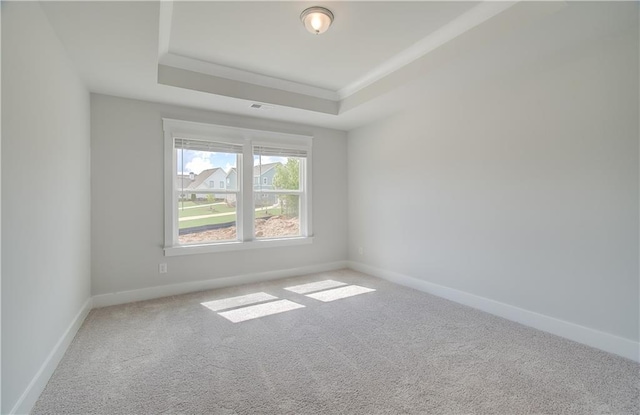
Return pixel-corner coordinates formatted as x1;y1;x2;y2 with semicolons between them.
177;149;286;175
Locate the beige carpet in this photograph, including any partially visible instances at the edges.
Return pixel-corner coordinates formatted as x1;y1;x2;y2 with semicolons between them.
33;269;639;414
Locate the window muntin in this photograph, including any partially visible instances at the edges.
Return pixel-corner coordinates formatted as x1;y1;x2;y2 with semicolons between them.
164;119;312;254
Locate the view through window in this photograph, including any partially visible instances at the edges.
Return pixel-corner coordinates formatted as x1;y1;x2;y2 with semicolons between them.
176;140;240;245
254;147;305;239
173;140;308;245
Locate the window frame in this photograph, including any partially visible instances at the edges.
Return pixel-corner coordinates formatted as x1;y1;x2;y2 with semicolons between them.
163;118;313;256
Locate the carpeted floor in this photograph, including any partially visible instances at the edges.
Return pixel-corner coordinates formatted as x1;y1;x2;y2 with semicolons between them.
33;269;639;414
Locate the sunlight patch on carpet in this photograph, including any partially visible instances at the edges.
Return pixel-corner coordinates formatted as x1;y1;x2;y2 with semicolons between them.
284;279;347;294
218;300;305;323
306;285;375;302
201;292;278;312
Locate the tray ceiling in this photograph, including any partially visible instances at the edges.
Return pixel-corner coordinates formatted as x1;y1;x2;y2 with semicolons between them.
167;1;477;92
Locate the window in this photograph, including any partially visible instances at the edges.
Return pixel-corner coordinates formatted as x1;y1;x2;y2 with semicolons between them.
164;119;312;255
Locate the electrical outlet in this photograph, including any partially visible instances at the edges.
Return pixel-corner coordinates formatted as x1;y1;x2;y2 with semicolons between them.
358;247;364;255
159;263;168;274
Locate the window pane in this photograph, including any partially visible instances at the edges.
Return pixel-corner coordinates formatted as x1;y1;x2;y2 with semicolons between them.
255;193;300;238
177;196;237;244
176;147;238;244
253;155;302;191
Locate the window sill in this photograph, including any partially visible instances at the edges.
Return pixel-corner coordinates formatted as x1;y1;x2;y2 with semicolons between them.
164;236;314;257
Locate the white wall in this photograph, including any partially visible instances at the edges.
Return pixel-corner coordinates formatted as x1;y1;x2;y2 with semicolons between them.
90;94;347;296
348;29;639;344
1;2;91;413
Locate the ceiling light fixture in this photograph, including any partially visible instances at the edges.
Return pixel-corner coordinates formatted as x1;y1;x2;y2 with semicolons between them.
300;6;334;35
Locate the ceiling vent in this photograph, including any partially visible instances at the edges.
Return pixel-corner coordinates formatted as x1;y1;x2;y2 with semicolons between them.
250;103;273;110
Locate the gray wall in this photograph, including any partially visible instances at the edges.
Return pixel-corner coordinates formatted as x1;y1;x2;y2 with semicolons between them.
90;94;347;296
348;29;639;342
1;2;91;412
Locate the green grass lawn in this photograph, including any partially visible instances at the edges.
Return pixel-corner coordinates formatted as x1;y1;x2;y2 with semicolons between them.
177;200;210;208
179;214;236;229
178;201;235;218
179;206;283;230
256;207;282;218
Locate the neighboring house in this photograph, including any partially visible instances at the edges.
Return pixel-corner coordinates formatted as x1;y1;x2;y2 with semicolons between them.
184;167;228;199
176;173;193;199
207;168;229;199
254;162;281;206
225;168;238;205
224;162;282;206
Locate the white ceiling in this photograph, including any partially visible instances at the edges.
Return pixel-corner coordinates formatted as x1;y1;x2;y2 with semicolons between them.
168;1;476;91
40;1;638;131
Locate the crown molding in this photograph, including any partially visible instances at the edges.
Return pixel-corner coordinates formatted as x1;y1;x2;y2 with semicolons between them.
159;53;340;101
158;64;339;115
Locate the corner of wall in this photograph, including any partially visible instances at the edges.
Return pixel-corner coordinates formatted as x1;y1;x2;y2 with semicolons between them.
8;298;92;415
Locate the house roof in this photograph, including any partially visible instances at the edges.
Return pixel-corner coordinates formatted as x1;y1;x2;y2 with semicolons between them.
254;162;281;177
224;163;281;179
176;177;192;190
186;168;221;189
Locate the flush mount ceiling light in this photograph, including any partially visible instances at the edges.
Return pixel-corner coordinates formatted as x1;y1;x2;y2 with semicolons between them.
300;6;334;35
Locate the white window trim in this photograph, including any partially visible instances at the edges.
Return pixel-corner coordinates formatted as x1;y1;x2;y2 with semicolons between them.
163;118;313;256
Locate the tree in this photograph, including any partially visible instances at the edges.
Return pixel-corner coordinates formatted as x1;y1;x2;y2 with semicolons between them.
272;159;300;217
206;194;216;211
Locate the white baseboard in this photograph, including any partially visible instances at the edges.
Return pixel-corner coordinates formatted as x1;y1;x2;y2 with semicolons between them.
92;260;349;308
348;260;640;362
10;297;93;415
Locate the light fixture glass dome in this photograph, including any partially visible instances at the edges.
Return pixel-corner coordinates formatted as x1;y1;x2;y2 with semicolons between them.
300;7;334;35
